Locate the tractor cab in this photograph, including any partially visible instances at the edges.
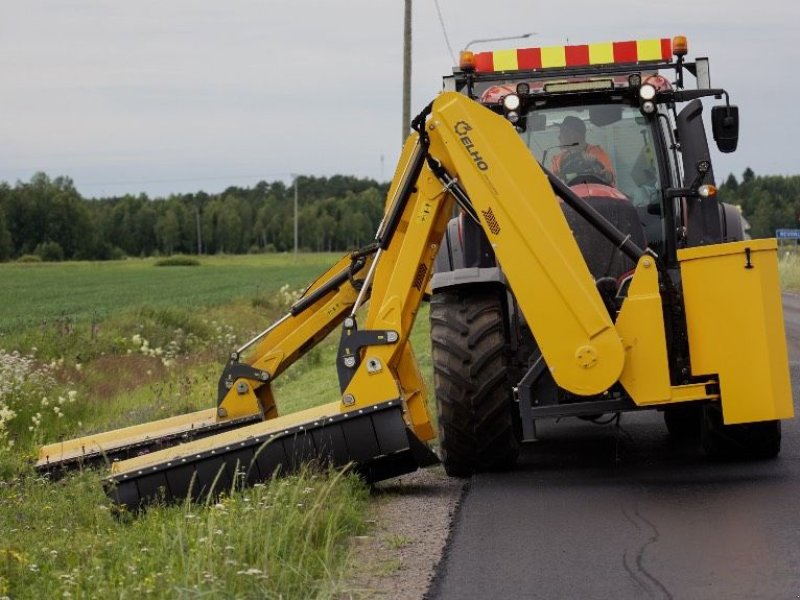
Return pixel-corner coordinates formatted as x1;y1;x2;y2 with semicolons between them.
437;36;743;281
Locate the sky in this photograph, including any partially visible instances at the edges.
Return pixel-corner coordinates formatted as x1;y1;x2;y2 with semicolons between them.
1;0;799;198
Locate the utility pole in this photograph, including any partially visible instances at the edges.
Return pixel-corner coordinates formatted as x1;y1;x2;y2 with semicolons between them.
293;175;299;259
195;204;202;255
402;0;412;144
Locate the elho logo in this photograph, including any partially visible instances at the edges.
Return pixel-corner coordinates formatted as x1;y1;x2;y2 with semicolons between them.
454;121;488;171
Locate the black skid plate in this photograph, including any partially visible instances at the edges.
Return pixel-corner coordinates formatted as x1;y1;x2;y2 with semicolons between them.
105;401;439;510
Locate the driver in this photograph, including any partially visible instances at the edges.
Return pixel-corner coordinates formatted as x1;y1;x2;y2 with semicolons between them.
550;116;616;186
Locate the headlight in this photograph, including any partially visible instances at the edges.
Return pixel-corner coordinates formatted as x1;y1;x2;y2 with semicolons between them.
506;110;520;124
641;101;656;115
503;94;521;111
639;84;656;101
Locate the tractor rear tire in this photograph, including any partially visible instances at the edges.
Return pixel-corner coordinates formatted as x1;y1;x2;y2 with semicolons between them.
431;290;520;477
663;403;703;440
701;402;781;460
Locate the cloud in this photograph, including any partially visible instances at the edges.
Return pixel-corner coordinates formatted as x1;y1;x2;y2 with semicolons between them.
1;0;797;196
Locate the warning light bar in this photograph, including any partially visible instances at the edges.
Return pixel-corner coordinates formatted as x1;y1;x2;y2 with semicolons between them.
472;38;673;73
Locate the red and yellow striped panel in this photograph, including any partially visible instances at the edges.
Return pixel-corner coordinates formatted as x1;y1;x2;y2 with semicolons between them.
474;38;672;73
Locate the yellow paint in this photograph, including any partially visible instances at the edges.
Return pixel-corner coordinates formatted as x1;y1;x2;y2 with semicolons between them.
111;401;344;474
616;256;672;404
492;49;519;71
37;408;220;466
541;45;567;68
217;385;262;419
679;239;793;423
343;158;451;440
588;42;614;65
636;39;663;61
427;92;624;395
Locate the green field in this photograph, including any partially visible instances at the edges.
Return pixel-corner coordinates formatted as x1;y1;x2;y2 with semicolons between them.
0;254;339;334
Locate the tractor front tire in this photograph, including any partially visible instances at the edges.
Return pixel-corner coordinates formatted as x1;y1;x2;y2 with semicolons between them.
431;290;520;477
701;403;781;460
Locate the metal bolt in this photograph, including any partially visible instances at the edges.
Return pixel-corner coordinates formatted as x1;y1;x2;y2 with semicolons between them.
236;382;249;394
366;358;382;373
342;394;356;406
259;371;270;381
643;259;652;268
230;352;239;361
344;317;355;329
225;380;233;389
386;331;399;343
217;407;228;418
343;356;357;368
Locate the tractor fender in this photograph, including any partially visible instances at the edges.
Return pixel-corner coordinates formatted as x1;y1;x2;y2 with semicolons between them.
431;216;507;293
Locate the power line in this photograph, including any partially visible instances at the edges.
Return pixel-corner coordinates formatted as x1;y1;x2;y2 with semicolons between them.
433;0;456;64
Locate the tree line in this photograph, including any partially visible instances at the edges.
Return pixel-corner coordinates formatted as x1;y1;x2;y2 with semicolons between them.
0;168;797;262
718;168;800;239
0;173;389;261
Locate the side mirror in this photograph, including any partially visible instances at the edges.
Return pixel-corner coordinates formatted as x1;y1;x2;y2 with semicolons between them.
711;105;739;153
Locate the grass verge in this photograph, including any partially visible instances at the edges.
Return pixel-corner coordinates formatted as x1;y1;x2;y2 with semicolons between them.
0;254;401;599
779;247;800;292
0;468;367;599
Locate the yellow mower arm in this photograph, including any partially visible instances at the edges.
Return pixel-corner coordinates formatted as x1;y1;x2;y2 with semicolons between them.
94;93;631;508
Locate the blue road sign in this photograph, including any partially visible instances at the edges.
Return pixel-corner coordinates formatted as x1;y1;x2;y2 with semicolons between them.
776;229;800;240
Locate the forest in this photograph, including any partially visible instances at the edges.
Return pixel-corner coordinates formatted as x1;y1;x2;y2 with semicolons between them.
0;168;796;262
0;173;388;261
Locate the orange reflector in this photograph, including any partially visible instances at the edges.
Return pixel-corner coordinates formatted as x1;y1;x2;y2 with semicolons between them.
459;50;476;71
699;184;717;198
673;35;688;57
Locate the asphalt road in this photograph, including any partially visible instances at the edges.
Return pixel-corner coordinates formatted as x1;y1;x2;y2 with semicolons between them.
429;293;800;600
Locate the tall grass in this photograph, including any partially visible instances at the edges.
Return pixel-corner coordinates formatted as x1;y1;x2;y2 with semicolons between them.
0;468;367;599
779;247;800;292
0;255;383;598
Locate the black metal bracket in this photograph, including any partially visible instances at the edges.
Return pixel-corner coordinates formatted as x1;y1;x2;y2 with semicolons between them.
516;353;548;441
745;247;754;269
516;351;639;440
216;358;271;407
336;318;399;392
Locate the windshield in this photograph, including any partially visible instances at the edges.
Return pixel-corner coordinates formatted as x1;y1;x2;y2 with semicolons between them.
518;103;665;254
520;104;660;202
